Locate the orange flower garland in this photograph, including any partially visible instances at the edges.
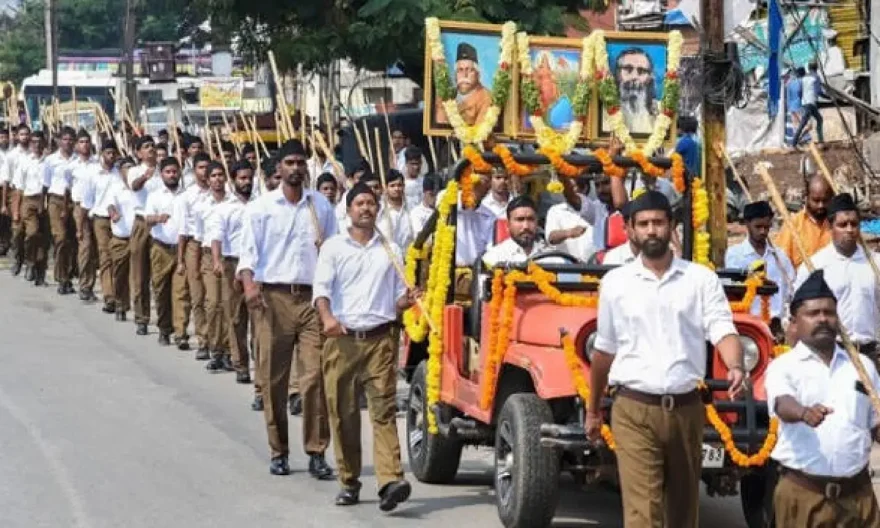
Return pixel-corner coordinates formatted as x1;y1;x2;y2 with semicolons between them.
701;384;779;467
629;150;665;178
561;332;615;450
478;271;521;411
538;147;581;178
528;263;598;308
493;144;535;176
773;344;791;357
479;271;506;410
460;165;478;209
462;145;493;174
729;275;764;313
594;148;625;178
670;152;686;193
760;295;771;324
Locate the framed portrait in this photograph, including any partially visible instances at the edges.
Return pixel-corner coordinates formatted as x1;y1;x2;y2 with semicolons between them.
423;20;515;137
591;31;676;148
515;36;587;140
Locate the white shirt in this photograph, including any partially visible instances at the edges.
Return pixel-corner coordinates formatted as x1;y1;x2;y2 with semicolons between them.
410;203;434;236
577;195;611;251
143;184;185;245
0;148;8;185
181;167;196;190
404;177;423;211
767;343;879;478
377;202;414;250
794;244;880;344
395;150;428;177
725;239;796;319
128;164;163;216
109;183;138;239
83;165;122;217
312;231;406;330
179;184;210;241
335;199;350;232
481;192;512;219
69;156;96;203
308;158;336;188
21;155;46;197
206;194;249;257
199;192;236;248
6;146;27;189
236;188;337;284
802;74;820;106
482;238;564;268
602;242;637;266
595;257;738;394
43;151;74;196
545;200;596;261
454;197;496;266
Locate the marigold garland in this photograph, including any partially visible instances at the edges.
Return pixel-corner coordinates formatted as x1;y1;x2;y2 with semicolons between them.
462;145;493;174
729;274;764;313
459;165;480;209
479;271;518;410
594;148;626;178
700;381;779;467
493;144;535;176
691;177;712;268
538;147;581;178
670;152;686;193
760;296;771;324
561;332;615;450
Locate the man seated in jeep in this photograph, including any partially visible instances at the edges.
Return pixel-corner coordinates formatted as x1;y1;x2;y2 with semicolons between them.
483;195;565;267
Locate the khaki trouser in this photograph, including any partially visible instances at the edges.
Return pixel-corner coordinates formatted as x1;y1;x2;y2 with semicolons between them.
612;393;704;528
10;189;23;264
323;329;404;491
109;235;131;313
202;247;228;352
221;257;249;372
92;216;114;304
251;313;299;397
149;241;188;337
185;239;207;348
47;195;74;283
774;469;880;528
255;286;329;458
22;195;48;270
74;204;96;292
129;217;151;325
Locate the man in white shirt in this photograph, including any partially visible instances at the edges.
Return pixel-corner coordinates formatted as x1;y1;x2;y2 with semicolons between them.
402;146;425;210
377;170;413;250
44;126;77;295
391;129;428;178
81;139;122;314
602;202;637;265
410;174;439;236
586;190;745;528
725;200;795;339
237;139;336;479
480;169;513;219
70;131;98;301
313;181;415;510
181;135;205;189
107;164;138;323
794;193;880;361
177;152;212;358
143;157;187;346
20;131;49;286
199;161;235;371
315;172;338;205
483;196;557;267
208;159;255;384
128;136;161;336
766;270;880;527
545;176;597;261
6;125;32;276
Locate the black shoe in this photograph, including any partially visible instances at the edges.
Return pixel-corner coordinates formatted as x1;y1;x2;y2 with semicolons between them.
136;323;148;336
378;480;411;512
251;395;264;411
221;355;235;371
10;260;21;276
289;394;303;416
335;488;360;506
102;303;115;314
205;356;224;372
24;266;34;281
158;333;171;346
79;289;97;302
115;311;127;322
236;371;251;384
57;284;67;295
269;457;290;476
195;347;210;361
33;271;46;286
308;454;334;480
175;337;190;351
64;282;75;294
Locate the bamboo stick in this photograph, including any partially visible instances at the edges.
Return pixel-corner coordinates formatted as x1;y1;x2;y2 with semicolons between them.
362;120;375;170
427;137;439;173
72;86;79;130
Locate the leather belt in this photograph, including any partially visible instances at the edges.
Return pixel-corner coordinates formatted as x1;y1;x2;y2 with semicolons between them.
153;239;177;250
343;322;393;340
222;256;239;263
263;283;312;295
781;466;870;500
617;387;700;411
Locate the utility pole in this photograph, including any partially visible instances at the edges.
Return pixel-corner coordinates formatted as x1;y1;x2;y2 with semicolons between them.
122;0;137;122
45;0;57;98
702;0;727;267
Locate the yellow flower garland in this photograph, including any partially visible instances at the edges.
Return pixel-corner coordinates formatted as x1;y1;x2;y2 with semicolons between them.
691;177;712;268
561;332;616;449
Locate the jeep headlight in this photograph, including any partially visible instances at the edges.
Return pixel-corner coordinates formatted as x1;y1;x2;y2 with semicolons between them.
584;332;597;363
739;335;760;372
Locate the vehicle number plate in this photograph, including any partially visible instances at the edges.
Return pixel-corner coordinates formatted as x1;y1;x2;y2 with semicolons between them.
701;444;725;468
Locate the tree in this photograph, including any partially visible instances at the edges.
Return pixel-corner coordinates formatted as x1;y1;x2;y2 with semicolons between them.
195;0;587;85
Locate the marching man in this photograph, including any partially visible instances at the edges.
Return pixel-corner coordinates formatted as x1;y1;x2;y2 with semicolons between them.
766;269;880;526
313;181;416;510
587;191;744;528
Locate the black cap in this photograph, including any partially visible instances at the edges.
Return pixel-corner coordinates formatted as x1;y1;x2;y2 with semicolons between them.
790;269;837;315
278;139;306;159
457;43;478;63
742;201;773;221
628;190;672;218
828;192;857;217
346;182;376;208
101;139;118;152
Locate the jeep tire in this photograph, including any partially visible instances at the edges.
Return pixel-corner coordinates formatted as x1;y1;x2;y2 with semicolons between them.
406;361;463;484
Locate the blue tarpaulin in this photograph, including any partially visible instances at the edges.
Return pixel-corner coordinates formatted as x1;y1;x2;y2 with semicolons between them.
767;0;784;117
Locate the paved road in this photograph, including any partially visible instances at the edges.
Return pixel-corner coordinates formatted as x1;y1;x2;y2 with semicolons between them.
0;270;750;528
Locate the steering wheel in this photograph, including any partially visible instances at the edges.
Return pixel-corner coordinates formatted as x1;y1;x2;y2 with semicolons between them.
528;250;581;264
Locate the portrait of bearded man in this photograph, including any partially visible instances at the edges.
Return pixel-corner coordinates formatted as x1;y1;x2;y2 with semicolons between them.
435;43;492;126
611;48;659;135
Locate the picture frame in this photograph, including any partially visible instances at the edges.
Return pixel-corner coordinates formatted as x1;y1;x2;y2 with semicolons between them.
422;20;516;137
590;31;676;149
515;36;588;141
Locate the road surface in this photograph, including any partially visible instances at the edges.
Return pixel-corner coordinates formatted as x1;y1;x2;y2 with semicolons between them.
0;269;754;528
